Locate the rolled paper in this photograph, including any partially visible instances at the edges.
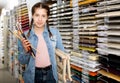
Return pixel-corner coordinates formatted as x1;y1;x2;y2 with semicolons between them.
79;46;96;52
18;8;28;12
22;26;29;29
19;5;27;9
71;69;82;77
107;31;120;36
21;23;29;27
79;39;97;44
21;18;29;22
16;2;30;36
79;31;97;35
18;7;28;12
18;10;28;14
97;0;120;6
96;11;120;18
79;19;103;24
21;19;29;23
108;37;120;43
71;51;82;58
57;25;72;27
79;44;96;48
89;71;98;76
60;32;72;36
98;42;120;49
21;25;29;29
9;29;22;40
97;4;120;12
80;16;96;21
70;64;82;72
70;0;98;7
80;12;97;17
88;54;99;61
22;26;29;30
21;24;29;28
21;15;29;19
18;17;29;22
97;48;120;56
79;7;97;14
19;12;28;16
62;36;72;40
22;27;30;31
17;11;28;15
21;20;29;25
80;36;97;39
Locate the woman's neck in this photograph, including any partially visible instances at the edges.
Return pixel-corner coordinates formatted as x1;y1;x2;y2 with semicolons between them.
34;26;44;35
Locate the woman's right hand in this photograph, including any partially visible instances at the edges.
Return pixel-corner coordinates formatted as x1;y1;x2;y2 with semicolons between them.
21;38;31;53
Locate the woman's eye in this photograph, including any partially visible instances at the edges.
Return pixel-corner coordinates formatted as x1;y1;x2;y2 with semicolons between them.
35;14;39;17
42;15;46;17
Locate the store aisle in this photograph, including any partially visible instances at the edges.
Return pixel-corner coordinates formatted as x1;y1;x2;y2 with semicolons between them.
0;60;17;83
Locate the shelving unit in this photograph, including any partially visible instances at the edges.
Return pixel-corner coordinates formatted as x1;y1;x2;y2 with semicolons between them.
2;0;120;83
70;0;100;83
49;1;73;82
49;1;73;53
4;8;20;82
96;0;120;82
3;1;30;83
50;0;120;83
0;26;4;64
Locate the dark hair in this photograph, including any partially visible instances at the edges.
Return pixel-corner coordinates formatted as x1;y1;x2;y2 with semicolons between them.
27;2;52;37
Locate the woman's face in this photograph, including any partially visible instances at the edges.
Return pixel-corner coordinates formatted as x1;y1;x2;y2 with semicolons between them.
32;8;48;29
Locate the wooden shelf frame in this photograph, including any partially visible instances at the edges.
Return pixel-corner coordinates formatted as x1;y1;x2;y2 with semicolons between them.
98;69;120;82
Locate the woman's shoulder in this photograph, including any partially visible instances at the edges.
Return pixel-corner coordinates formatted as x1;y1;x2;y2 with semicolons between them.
49;27;59;33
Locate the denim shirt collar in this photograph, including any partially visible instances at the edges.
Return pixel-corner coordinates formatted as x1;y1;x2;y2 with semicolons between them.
30;25;49;37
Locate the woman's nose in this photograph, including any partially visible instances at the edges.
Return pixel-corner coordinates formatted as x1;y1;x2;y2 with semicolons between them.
38;16;42;21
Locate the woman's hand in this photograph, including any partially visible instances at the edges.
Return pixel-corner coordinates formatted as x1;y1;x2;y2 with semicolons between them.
21;38;31;53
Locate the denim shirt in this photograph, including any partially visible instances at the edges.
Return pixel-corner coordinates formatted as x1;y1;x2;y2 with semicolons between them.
18;26;64;83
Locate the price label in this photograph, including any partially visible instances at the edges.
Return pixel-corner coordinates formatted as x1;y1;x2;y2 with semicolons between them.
72;0;78;7
98;31;107;36
97;43;107;49
73;6;79;11
73;29;79;35
73;22;79;26
73;43;79;50
97;37;108;43
97;25;108;30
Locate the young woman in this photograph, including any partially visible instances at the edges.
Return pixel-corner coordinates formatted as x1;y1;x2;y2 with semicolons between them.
18;2;64;83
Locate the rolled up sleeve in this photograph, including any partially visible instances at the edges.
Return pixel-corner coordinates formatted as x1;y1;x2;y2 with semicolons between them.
18;40;30;65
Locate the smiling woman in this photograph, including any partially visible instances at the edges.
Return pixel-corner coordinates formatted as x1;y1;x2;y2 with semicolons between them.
18;2;64;83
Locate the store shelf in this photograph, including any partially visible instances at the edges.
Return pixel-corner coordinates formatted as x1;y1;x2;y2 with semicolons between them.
98;69;120;82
